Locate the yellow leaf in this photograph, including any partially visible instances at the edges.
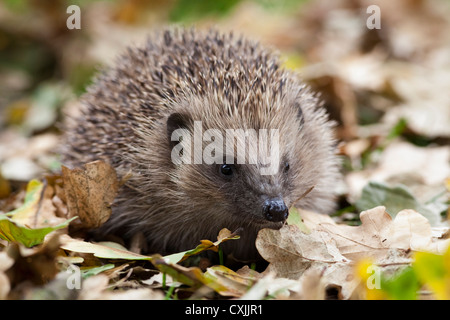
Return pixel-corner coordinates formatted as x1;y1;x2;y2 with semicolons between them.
203;265;253;297
413;248;450;300
7;179;43;226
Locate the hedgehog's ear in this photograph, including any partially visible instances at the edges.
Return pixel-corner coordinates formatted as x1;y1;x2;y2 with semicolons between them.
167;113;192;147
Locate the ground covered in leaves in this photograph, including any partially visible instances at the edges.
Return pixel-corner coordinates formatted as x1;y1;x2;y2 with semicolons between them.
1;0;450;300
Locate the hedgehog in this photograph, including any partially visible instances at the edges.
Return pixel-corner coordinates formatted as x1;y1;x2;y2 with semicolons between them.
62;28;340;262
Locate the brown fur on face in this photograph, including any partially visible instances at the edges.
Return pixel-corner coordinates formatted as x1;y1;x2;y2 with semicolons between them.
62;28;340;262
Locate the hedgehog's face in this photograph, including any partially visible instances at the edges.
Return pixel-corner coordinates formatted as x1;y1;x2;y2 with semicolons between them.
211;160;291;229
165;96;314;230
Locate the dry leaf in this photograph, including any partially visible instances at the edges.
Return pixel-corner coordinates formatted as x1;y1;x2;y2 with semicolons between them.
5;234;62;288
78;274;164;300
293;268;327;300
62;161;118;229
256;224;348;279
316;206;395;261
240;272;300;300
346;141;450;204
0;251;14;299
59;234;152;261
256;206;450;299
203;265;253;297
392;209;450;254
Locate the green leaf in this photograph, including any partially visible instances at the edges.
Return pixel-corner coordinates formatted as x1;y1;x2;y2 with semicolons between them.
380;267;419;300
81;264;115;278
386;118;408;141
0;215;77;247
355;181;444;226
287;207;310;234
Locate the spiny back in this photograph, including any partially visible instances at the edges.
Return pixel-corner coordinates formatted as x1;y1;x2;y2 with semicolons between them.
64;28;291;169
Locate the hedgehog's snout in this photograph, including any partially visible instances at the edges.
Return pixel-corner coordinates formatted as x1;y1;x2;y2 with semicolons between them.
262;197;289;222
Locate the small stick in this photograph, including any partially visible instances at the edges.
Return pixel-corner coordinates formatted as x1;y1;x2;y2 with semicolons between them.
289;185;315;210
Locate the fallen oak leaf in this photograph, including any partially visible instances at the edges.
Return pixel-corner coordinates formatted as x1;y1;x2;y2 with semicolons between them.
318;206;450;259
392;209;450;255
256;224;349;279
256;225;356;298
256;206;450;299
316;206;395;261
297;207;336;231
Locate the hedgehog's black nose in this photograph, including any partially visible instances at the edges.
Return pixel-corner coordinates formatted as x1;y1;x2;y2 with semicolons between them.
263;198;289;222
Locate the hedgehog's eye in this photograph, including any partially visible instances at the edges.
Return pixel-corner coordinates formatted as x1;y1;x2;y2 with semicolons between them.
284;162;290;173
220;164;234;176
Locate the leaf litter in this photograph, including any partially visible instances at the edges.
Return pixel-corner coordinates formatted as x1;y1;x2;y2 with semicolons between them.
1;0;450;300
1;163;449;299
